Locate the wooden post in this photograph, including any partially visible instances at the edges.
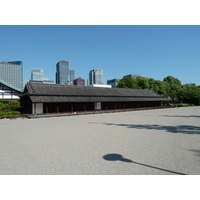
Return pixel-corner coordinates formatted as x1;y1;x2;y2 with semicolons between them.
34;103;36;116
71;106;73;113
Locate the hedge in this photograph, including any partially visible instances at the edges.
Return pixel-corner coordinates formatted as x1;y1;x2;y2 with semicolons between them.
0;111;21;119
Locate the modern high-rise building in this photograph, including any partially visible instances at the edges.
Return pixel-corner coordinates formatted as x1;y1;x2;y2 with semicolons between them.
31;69;48;81
56;61;75;85
0;61;23;91
70;69;75;85
89;69;103;85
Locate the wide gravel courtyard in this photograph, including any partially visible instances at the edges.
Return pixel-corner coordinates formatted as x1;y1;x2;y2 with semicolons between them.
0;106;200;175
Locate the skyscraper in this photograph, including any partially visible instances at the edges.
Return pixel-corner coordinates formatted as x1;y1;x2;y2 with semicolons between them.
89;69;103;85
56;61;75;85
31;69;48;81
0;61;23;91
70;69;75;85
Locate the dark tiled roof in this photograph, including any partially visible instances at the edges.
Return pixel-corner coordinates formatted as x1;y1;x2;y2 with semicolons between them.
23;82;170;103
0;79;22;93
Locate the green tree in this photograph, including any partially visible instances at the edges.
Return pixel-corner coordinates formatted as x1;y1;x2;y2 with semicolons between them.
137;77;150;89
117;75;200;105
179;83;200;105
117;77;138;89
163;76;182;101
153;80;169;96
148;78;156;90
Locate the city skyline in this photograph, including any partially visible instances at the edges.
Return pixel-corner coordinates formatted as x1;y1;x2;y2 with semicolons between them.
1;25;200;86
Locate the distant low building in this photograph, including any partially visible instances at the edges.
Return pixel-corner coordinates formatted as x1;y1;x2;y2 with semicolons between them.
123;74;152;79
123;74;141;79
73;77;85;86
107;79;120;88
0;79;22;99
88;84;111;88
29;80;55;84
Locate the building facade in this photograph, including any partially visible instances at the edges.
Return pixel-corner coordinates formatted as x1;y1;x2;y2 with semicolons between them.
107;79;120;88
0;79;22;99
89;69;103;85
20;82;170;114
73;77;85;86
29;80;55;84
123;74;141;79
124;74;151;79
69;69;75;85
88;84;111;88
31;69;48;81
0;61;23;91
56;61;75;85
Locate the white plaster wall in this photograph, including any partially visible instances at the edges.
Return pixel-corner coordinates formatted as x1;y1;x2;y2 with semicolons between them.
0;90;20;99
0;94;19;99
95;102;101;110
32;103;43;114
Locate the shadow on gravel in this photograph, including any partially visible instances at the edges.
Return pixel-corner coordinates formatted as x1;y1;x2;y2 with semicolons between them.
103;123;200;135
189;150;200;159
103;153;187;175
161;115;200;118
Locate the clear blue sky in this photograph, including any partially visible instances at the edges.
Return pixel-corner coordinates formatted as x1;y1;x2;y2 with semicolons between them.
1;25;200;85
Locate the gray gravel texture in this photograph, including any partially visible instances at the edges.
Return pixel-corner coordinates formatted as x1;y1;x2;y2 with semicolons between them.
0;107;200;175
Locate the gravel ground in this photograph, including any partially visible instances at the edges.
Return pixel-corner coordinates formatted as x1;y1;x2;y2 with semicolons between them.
0;106;200;175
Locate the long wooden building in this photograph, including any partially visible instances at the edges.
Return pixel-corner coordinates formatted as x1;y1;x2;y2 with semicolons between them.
20;82;170;114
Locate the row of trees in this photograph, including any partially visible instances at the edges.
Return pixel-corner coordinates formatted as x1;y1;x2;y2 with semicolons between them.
117;76;200;105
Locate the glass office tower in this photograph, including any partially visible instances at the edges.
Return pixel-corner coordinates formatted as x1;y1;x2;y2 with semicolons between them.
69;69;75;85
0;61;23;91
31;69;48;81
89;69;103;85
56;61;75;85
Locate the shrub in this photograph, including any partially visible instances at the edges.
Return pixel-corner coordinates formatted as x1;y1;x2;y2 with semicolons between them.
0;103;4;111
0;100;21;119
0;110;21;119
8;100;20;111
0;100;20;110
171;103;191;107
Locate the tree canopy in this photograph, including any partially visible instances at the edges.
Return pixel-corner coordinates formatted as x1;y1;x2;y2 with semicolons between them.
117;76;200;105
